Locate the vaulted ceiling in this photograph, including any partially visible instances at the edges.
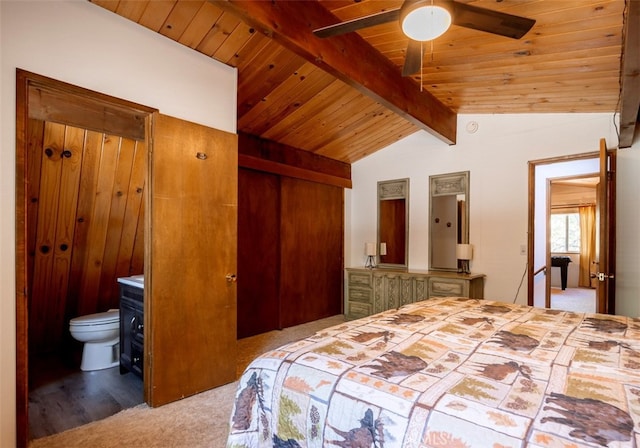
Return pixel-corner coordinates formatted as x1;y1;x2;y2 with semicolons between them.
90;0;639;164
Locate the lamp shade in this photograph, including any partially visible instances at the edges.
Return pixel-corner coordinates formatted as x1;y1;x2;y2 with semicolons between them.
365;242;377;256
456;243;473;261
401;2;452;41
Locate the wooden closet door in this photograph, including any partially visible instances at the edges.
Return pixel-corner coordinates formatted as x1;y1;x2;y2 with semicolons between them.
237;168;280;338
279;177;343;328
147;113;237;407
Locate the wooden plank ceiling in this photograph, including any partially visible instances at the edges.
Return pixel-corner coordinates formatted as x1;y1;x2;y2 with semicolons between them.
90;0;637;163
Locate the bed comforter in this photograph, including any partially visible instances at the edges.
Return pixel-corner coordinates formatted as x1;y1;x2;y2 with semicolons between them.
226;298;640;447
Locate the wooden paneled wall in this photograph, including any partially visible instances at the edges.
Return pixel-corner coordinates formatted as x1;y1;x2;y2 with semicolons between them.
27;119;145;355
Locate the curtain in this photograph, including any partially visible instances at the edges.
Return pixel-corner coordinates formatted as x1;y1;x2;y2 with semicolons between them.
578;205;596;288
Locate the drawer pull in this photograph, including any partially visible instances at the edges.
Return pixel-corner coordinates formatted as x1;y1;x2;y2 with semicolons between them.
130;316;143;332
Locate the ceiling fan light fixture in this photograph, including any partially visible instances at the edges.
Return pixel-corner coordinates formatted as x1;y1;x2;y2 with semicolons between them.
401;3;452;42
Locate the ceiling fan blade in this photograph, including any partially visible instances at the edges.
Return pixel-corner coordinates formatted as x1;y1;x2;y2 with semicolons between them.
451;2;535;39
402;39;423;76
313;9;401;38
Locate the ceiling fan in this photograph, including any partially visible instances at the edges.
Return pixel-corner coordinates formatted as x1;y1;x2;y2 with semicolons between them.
313;0;536;77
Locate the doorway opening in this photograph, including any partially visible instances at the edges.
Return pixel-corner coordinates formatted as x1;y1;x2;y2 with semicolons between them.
548;174;599;313
528;140;616;315
15;69;154;445
528;153;599;312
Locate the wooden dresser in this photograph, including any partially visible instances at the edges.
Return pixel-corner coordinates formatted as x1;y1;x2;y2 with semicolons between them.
344;267;485;320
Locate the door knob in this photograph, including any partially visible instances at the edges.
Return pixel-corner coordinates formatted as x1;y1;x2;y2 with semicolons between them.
226;274;237;283
596;272;614;281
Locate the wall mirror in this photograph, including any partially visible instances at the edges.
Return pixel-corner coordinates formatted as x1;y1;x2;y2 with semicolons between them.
429;171;469;271
377;178;409;269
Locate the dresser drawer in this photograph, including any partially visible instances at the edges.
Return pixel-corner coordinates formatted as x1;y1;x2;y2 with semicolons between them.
348;271;372;287
349;287;372;303
428;277;468;297
347;301;372;320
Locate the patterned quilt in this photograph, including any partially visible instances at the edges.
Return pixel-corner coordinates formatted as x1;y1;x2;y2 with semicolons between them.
226;298;640;447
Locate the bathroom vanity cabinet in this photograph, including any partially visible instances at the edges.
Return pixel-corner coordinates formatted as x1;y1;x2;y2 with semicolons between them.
118;276;144;379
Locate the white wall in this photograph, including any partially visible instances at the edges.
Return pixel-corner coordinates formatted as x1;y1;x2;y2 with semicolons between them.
347;113;631;306
616;145;640;316
0;1;237;445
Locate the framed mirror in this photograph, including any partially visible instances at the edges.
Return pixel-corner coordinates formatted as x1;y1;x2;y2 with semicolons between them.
377;178;409;269
429;171;469;271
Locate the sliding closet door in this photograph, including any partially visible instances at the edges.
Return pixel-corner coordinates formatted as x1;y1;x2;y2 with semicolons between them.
147;113;237;407
237;168;280;338
279;177;343;328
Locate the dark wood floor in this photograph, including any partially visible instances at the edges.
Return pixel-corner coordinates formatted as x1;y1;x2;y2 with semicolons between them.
28;348;143;440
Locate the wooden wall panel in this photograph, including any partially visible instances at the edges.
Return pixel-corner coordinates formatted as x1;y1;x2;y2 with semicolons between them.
30;122;66;353
115;140;146;278
130;193;146;275
96;137;136;311
28;120;146;355
65;130;105;323
279;177;343;328
76;134;120;316
26;119;45;292
49;126;84;348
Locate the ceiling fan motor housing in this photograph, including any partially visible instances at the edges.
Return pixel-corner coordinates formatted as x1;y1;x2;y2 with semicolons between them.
401;0;454;42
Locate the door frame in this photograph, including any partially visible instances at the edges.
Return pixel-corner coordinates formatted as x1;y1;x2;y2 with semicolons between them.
527;146;616;312
15;69;155;447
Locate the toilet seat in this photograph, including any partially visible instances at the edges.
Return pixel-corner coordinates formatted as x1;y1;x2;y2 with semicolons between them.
69;309;119;327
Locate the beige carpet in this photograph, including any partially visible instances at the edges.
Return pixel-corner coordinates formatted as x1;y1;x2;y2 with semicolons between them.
29;314;345;448
550;287;596;314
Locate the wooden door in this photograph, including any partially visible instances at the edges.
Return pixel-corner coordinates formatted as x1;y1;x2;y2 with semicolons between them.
595;138;616;314
147;113;238;407
237;168;280;338
279;177;343;328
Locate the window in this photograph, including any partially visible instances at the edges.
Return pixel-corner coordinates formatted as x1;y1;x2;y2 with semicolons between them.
550;213;580;252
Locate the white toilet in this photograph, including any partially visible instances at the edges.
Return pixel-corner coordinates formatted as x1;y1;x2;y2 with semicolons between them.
69;309;120;371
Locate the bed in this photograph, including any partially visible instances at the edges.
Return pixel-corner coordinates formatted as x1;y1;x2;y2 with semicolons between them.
226;297;640;447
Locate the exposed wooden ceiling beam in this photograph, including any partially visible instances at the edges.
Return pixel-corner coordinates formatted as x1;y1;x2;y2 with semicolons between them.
619;0;639;148
213;0;457;145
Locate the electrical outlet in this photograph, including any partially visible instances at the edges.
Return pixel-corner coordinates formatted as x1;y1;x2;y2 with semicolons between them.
520;245;527;256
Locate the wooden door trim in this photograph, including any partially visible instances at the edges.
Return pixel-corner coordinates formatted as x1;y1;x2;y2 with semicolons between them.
15;69;155;447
